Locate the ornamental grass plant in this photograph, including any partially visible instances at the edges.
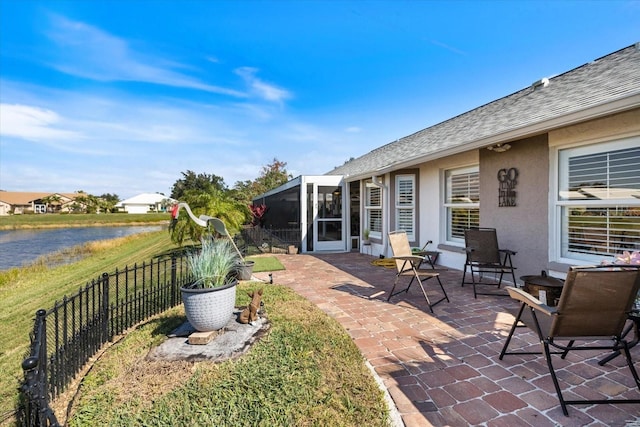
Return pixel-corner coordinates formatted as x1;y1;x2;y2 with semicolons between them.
186;238;240;288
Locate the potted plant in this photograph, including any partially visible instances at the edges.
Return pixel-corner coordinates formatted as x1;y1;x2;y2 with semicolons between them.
363;228;371;245
236;259;255;280
182;237;240;332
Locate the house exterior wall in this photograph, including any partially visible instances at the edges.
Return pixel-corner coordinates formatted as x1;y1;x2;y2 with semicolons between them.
0;201;10;216
419;151;478;269
548;109;640;148
408;110;639;279
479;134;549;278
123;204;151;214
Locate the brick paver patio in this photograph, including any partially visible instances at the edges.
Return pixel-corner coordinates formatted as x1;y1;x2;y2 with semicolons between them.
253;252;640;427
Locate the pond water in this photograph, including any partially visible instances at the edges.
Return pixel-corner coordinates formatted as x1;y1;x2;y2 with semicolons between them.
0;225;164;270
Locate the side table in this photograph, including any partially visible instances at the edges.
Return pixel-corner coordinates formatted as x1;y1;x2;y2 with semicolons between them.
413;250;440;270
363;243;372;256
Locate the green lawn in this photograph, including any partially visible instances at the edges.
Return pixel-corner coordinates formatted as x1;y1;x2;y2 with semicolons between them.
0;212;170;230
248;255;285;272
66;283;388;426
0;229;388;426
0;231;181;421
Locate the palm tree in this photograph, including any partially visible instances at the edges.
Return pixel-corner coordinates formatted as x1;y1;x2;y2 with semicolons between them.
169;189;248;246
41;194;62;213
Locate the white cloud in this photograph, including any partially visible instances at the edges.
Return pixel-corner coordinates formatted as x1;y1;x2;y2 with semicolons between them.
0;103;83;141
235;67;292;102
345;126;362;133
46;14;246;97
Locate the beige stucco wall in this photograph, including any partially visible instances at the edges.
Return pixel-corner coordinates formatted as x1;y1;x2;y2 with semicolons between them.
480;134;549;279
549;108;640;147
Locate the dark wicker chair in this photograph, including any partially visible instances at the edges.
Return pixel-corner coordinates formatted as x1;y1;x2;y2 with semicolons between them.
387;231;449;313
461;227;516;298
499;265;640;416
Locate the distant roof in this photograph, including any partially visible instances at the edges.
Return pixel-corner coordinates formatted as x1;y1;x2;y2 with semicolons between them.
0;191;79;204
328;43;640;180
116;193;174;206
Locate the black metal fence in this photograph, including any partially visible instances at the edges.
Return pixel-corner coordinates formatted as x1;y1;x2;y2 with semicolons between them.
242;226;301;253
18;251;193;427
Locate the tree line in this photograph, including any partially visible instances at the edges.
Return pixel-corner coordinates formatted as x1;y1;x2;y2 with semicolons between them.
53;158;291;244
168;158;291;245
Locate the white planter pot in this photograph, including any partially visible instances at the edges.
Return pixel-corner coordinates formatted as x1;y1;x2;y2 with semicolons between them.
181;280;237;332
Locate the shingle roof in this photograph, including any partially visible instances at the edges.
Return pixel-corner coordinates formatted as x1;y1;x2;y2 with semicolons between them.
328;43;640;179
0;191;78;204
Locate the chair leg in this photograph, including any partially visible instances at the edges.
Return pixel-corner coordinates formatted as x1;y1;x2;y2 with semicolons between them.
543;340;570;416
461;262;469;287
436;275;449;303
560;340;574;359
499;303;525;359
416;280;435;314
471;265;478;298
387;274;401;301
621;340;640;390
598;321;635;365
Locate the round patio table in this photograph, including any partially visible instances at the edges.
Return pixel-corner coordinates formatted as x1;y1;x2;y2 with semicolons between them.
520;273;564;306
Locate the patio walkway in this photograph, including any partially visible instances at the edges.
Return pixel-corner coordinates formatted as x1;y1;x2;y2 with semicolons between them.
253;252;640;427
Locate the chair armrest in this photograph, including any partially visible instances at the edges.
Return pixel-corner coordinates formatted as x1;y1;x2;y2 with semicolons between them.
392;255;426;263
419;240;433;250
499;248;517;255
505;286;556;316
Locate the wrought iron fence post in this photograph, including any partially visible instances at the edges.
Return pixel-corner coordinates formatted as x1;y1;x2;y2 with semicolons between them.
21;309;60;427
102;273;110;342
171;253;178;306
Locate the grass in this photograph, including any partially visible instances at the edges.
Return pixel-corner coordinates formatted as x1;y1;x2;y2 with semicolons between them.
65;283;388;426
0;212;170;230
0;226;389;426
247;255;285;273
0;230;181;422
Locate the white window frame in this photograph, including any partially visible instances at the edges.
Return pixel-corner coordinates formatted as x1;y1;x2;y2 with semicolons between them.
552;136;640;265
365;183;382;239
443;165;480;245
395;174;415;241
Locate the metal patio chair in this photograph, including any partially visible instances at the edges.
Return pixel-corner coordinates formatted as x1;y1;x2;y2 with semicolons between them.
387;230;449;313
499;265;640;416
461;227;517;298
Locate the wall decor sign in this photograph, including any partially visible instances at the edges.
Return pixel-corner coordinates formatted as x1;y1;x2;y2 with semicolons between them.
498;168;518;207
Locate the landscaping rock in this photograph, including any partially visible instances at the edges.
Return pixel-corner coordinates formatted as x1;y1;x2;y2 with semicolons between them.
146;310;270;362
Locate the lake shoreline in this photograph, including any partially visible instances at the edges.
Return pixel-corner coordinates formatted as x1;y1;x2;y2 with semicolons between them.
0;225;167;271
0;220;170;231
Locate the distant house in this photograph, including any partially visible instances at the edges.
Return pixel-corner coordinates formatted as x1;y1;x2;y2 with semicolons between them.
0;191;79;215
255;43;640;281
115;193;175;214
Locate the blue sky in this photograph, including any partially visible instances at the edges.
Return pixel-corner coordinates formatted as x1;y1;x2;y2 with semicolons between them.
1;1;638;199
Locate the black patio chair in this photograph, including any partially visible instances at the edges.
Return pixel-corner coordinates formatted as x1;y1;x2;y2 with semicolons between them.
387;230;449;313
461;227;516;298
499;265;640;416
